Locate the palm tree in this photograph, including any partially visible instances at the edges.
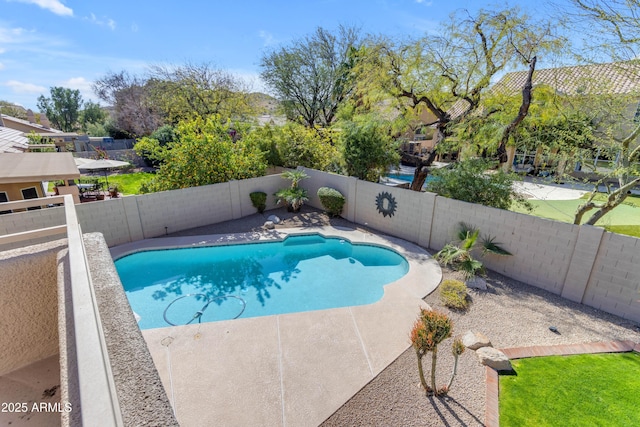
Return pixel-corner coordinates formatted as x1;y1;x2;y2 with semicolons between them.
435;222;512;279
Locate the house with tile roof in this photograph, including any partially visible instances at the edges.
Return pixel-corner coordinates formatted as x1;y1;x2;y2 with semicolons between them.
0;111;90;153
442;61;640;171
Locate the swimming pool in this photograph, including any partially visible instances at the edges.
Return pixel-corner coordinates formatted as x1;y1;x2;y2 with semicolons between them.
115;234;409;329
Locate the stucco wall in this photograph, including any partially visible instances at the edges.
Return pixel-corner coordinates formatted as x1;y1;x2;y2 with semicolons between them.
0;239;66;375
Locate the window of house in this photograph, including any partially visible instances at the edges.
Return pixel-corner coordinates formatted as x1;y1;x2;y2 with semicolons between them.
21;187;41;210
0;191;11;215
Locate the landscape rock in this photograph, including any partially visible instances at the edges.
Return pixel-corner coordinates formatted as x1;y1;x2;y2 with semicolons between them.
264;221;275;230
475;347;513;372
466;276;487;290
267;214;281;224
462;331;492;350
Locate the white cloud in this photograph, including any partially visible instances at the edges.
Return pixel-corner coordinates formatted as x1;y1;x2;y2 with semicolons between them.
10;0;73;16
131;23;139;33
61;76;97;102
415;0;433;5
0;62;5;70
5;80;48;93
84;13;117;30
0;48;6;54
0;26;28;44
259;30;277;47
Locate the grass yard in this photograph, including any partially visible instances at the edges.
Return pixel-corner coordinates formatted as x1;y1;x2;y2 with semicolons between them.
499;352;640;427
510;194;640;237
104;172;154;195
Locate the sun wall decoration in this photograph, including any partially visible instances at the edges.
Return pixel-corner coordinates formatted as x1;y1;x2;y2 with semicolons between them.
375;191;397;217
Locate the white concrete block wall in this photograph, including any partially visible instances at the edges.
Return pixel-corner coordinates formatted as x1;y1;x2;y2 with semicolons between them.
0;207;66;250
77;198;136;247
353;180;433;245
562;225;605;302
583;233;640;322
136;184;233;238
236;174;286;216
430;197;580;295
299;168;358;221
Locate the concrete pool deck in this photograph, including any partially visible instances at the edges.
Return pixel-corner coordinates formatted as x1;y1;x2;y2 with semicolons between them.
110;226;442;426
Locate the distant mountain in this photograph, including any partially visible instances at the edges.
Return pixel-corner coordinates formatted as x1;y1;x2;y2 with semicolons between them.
0;101;28;120
248;92;280;115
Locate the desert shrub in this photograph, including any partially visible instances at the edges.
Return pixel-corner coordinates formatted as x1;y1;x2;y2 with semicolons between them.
439;279;469;310
250;191;267;213
317;187;345;217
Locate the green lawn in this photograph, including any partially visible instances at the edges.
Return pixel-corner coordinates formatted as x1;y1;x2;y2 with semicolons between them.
500;352;640;427
103;172;154;195
510;194;640;237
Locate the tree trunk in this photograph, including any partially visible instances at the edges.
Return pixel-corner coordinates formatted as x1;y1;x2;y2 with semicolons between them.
497;56;537;168
430;347;438;395
410;127;443;191
416;351;428;392
447;353;460;391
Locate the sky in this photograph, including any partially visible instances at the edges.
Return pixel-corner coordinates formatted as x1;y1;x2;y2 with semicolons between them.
0;0;569;110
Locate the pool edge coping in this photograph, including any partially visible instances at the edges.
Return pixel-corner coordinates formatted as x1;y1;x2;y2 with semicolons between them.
485;340;640;427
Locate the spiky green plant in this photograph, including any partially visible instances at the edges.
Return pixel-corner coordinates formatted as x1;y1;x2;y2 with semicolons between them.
435;222;512;279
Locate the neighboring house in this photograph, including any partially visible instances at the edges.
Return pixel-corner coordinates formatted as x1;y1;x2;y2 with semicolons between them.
0;152;81;210
0;111;90;153
464;61;640;171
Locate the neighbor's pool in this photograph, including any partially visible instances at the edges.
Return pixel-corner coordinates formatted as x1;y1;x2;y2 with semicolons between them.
115;234;409;329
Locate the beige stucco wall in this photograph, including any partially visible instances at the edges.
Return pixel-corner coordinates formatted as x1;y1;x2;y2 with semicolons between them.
0;239;66;375
0;181;46;205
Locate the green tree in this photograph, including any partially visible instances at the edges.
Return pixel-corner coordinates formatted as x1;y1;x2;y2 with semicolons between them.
559;1;640;225
341;116;399;182
79;100;106;132
147;62;256;124
245;123;340;171
37;87;83;132
143;116;266;192
426;159;530;211
356;8;559;189
260;26;361;127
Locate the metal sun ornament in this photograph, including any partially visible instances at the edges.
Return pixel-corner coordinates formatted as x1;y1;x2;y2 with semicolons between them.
376;191;398;217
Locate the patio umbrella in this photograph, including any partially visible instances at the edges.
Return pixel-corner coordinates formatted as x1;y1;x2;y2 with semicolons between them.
76;159;130;196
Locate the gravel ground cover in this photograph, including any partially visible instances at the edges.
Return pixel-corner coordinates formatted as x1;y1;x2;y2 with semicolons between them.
322;267;640;427
168;207;640;427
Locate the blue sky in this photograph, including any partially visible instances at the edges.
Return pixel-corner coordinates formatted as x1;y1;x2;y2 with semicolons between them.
1;0;565;110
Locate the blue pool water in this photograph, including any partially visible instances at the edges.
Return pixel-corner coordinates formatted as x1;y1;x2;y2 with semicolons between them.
386;173;437;188
115;234;409;329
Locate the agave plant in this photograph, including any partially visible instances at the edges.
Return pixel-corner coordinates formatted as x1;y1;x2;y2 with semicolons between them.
435;222;512;279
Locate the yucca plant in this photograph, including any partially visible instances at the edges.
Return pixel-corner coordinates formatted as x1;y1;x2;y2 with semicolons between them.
435;222;512;279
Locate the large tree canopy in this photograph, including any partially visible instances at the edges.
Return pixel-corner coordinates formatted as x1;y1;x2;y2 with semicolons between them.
37;87;83;132
355;7;559;188
93;71;163;137
147;62;255;125
260;26;361;127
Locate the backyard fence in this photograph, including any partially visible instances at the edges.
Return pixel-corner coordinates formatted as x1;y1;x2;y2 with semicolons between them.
0;168;638;323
